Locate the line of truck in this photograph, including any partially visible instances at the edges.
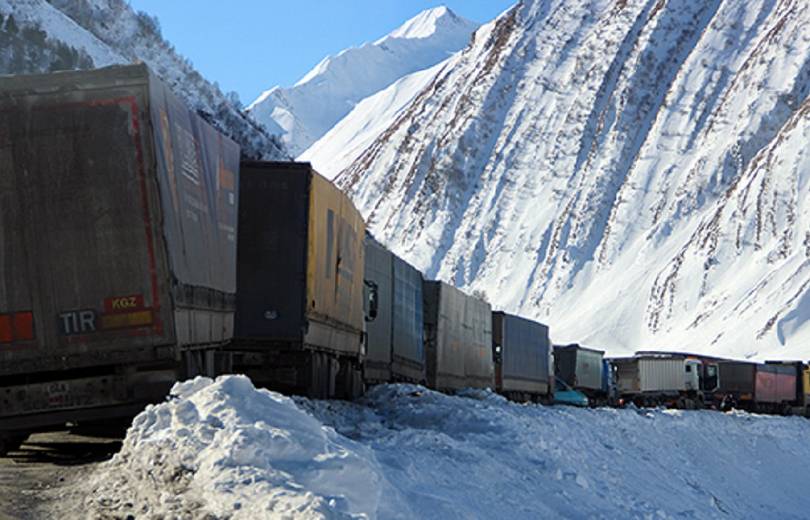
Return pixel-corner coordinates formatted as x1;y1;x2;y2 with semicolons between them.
2;64;810;455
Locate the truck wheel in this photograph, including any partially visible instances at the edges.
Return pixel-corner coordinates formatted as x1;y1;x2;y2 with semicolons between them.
350;364;364;400
335;359;364;401
308;352;334;400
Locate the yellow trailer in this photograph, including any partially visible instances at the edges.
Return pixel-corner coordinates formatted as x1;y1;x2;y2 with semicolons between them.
232;161;369;399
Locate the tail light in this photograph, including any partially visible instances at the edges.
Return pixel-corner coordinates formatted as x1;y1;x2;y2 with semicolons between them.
0;315;11;343
0;311;34;343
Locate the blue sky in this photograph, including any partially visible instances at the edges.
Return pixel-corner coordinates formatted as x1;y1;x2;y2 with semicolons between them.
128;0;514;104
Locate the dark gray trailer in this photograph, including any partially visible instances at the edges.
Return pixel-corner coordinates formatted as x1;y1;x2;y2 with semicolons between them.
391;255;426;383
715;361;757;407
492;312;553;402
363;236;425;384
423;281;493;392
363;236;393;383
0;64;240;452
232;161;367;399
554;344;604;394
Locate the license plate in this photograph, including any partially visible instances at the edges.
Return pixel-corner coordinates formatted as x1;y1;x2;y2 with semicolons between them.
46;381;70;406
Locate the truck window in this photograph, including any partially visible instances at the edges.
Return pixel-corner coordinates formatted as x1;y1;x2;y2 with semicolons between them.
703;364;719;392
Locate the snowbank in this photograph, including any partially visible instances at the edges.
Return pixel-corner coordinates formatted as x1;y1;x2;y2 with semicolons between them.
85;376;810;519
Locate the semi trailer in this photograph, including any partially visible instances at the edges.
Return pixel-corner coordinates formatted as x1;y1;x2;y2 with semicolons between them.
554;344;611;405
492;312;553;402
613;353;718;408
0;64;240;453
230;161;371;399
363;235;425;384
715;360;805;414
423;281;493;392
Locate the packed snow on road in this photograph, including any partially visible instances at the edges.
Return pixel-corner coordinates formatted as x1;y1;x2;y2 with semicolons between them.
79;375;810;519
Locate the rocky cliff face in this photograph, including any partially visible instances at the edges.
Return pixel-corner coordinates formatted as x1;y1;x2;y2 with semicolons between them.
336;0;810;359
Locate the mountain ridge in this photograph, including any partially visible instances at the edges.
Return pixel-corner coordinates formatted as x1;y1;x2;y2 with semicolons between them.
334;0;810;360
247;6;479;157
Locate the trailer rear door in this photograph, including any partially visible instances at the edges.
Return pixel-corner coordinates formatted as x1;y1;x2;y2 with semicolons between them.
0;83;172;374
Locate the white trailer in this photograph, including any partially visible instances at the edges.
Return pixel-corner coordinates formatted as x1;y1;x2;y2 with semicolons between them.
613;355;703;408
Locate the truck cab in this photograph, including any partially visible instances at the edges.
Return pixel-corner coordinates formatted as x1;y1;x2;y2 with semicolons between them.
686;358;720;394
601;359;619;405
685;360;701;392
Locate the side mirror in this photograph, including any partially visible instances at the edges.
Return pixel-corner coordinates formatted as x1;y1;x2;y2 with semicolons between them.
364;280;378;322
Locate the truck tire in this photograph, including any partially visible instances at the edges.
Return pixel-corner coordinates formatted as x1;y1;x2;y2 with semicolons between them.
308;352;336;400
335;359;364;401
350;365;364;400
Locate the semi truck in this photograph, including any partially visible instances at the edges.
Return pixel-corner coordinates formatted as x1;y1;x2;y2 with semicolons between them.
613;353;719;408
715;360;805;414
554;344;612;405
0;64;240;453
363;235;425;384
492;312;553;402
423;281;493;392
230;161;371;399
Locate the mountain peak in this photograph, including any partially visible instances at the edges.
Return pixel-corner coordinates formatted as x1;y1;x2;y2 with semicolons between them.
385;6;472;41
247;5;479;157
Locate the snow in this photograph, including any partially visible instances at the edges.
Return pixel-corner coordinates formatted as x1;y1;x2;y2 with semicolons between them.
386;6;454;40
333;0;810;360
0;0;123;67
246;6;479;157
300;61;448;179
82;375;810;519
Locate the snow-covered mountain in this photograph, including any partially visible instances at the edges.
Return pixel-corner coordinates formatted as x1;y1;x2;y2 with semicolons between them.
0;0;287;160
300;61;448;179
247;6;479;157
335;0;810;360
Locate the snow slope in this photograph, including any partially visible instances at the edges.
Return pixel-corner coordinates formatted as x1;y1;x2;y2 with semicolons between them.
0;0;287;160
335;0;810;360
300;61;448;179
247;6;478;157
82;376;810;519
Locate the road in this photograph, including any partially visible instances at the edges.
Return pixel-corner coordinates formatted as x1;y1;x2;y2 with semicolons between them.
0;432;121;520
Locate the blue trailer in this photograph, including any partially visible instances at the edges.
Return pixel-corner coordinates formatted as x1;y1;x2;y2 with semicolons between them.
363;236;426;384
